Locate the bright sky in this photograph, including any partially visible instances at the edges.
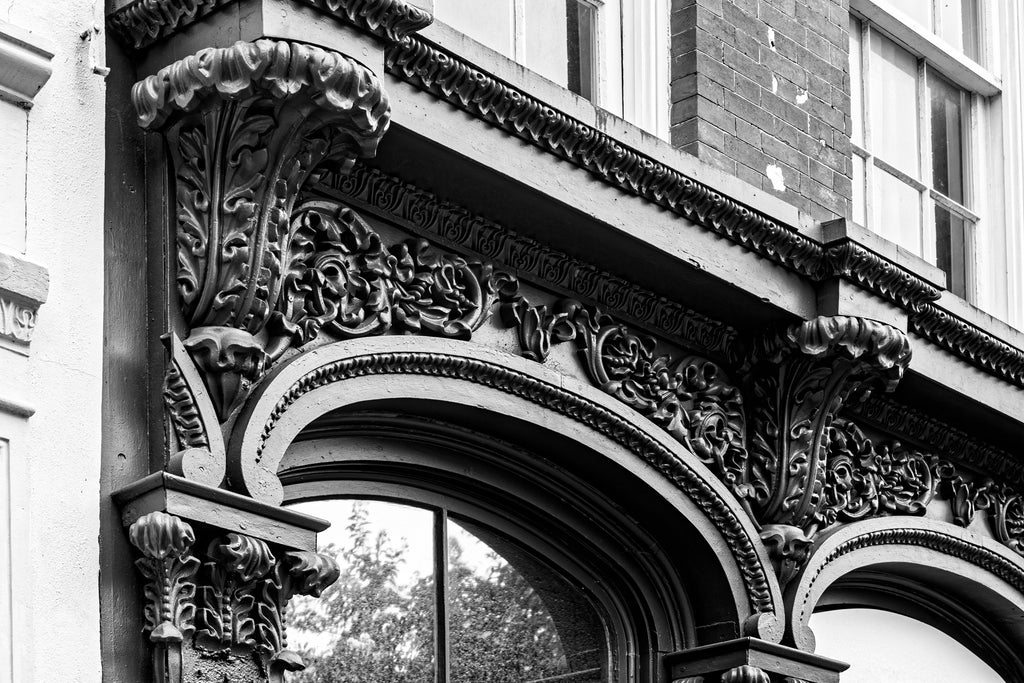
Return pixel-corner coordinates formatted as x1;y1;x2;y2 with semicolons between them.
811;608;1004;682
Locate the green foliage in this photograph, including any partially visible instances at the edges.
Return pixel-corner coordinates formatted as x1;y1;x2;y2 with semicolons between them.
287;503;575;683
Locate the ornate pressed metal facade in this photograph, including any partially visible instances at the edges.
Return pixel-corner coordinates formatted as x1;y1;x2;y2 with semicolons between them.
3;0;1024;681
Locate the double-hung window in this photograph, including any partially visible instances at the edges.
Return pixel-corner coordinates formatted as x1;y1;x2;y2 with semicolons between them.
848;0;990;301
432;0;669;137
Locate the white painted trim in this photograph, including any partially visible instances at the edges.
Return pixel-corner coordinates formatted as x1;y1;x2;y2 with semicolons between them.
621;0;670;139
851;0;1000;96
0;22;55;107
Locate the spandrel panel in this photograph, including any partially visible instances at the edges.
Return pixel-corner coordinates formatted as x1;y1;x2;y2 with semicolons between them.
286;499;436;683
447;518;605;683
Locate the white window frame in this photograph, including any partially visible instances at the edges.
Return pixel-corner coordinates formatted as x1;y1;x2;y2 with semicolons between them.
850;3;997;303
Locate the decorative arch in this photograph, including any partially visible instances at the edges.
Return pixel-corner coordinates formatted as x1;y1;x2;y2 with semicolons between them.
786;516;1024;680
228;335;786;642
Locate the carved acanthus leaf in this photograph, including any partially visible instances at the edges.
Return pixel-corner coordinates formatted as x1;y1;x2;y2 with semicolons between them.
742;316;911;539
134;39;392;422
196;533;276;654
255;550;340;672
129;512;200;643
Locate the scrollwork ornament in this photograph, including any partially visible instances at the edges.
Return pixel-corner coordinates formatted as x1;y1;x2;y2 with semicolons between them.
499;296;749;491
820;419;934;527
267;202;515;353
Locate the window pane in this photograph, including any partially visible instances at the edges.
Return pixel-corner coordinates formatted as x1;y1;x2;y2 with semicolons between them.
852;154;867;225
287;500;436;682
939;0;980;61
930;72;967;204
434;0;514;58
566;0;598;99
849;16;864;146
936;205;970;297
869;31;920;177
448;518;606;683
888;0;933;29
812;609;1003;682
872;168;922;253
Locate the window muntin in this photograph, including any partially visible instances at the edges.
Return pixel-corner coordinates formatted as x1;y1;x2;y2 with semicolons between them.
850;14;978;300
286;498;608;683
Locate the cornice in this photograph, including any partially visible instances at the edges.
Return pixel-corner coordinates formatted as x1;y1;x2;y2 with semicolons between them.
0;21;55;107
386;37;826;281
823;239;941;313
108;0;432;50
910;303;1024;386
383;36;1024;393
848;394;1024;487
317;164;740;362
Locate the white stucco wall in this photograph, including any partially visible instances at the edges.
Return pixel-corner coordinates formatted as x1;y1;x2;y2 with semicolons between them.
1;0;104;681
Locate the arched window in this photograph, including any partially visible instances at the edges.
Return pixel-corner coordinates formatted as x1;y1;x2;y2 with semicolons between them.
811;608;1003;682
286;497;608;682
276;408;693;683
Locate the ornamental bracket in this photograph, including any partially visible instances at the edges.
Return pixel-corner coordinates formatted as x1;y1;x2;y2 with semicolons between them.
134;37;391;439
739;316;912;587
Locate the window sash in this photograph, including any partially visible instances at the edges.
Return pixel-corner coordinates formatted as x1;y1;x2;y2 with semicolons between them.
852;16;979;300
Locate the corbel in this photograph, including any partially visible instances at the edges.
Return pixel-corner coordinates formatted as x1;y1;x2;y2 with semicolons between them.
739;315;912;587
117;474;339;683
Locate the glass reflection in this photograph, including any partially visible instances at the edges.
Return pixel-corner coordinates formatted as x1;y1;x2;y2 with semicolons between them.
287;500;435;682
448;518;604;683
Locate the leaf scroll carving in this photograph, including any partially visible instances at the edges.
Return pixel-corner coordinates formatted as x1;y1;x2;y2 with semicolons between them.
499;296;748;491
129;511;201;644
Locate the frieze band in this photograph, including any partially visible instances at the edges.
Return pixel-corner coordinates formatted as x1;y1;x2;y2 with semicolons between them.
109;0;432;50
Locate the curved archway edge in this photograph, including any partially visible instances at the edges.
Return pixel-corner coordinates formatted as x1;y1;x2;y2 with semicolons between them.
787;515;1024;670
228;335;785;639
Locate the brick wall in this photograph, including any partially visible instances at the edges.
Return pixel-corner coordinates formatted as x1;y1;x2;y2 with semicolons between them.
671;0;852;220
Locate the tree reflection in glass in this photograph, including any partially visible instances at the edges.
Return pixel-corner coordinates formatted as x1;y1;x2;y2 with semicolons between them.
285;499;607;683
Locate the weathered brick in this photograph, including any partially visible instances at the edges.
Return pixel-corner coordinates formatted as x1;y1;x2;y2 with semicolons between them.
725;90;775;130
671;74;698;102
761;49;807;88
736;161;767;188
763;91;809;131
672;27;698;56
758;1;807;45
833;168;853;199
733;27;761;60
723;1;765;43
698;0;726;16
805;28;830;60
672;2;698;35
670;0;852;220
727;134;772;171
735;118;764;147
672;98;697;126
734;72;761;103
809;158;834;187
724;45;771;84
699;96;739;133
762;131;809;173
